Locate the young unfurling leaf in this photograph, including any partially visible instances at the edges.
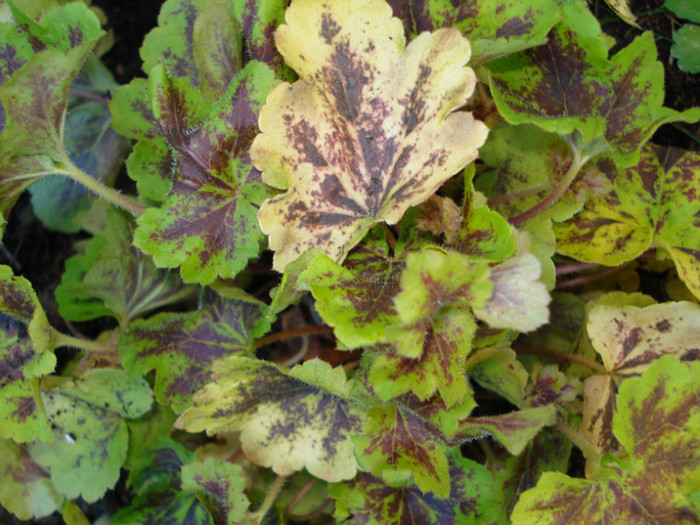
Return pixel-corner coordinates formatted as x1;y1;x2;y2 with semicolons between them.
252;0;488;270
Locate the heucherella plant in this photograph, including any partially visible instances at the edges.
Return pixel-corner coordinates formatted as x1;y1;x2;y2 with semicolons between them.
0;0;698;523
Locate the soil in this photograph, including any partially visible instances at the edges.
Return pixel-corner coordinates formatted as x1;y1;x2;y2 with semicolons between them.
0;0;697;523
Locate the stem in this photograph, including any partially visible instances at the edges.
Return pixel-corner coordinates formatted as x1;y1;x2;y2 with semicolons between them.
555;261;601;276
57;157;146;216
382;222;398;252
285;479;316;518
514;346;607;373
248;475;287;524
555;266;623;289
254;325;333;349
555;419;602;466
51;329;118;354
70;89;110;110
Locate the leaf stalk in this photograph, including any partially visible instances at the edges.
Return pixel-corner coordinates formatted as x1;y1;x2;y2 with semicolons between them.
247;474;288;524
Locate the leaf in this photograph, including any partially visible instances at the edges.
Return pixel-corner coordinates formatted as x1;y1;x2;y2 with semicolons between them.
581;300;700;456
368;308;477;407
473;252;550;332
353;399;452;497
124;136;173;202
112;439;210;525
300;228;402;349
512;355;699;524
252;0;488;270
140;0;201;86
455;405;557;455
56;208;195;325
603;0;640;28
108;78;157;140
555;147;700;300
62;500;89;525
120;291;268;413
388;248;492;358
232;0;288;74
523;365;581;409
671;25;700;80
27;369;153;502
125;403;177;471
192;2;242;100
0;314;53;442
666;0;700;23
181;458;250;524
489;4;700;166
0;439;63;520
133;61;277;284
386;0;562;64
177;357;364;482
465;347;528;408
331;450;497;524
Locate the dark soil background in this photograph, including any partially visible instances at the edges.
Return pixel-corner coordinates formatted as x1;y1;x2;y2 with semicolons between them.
0;0;697;523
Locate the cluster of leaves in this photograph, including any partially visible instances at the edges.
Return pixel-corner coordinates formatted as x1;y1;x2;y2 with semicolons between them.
0;0;698;523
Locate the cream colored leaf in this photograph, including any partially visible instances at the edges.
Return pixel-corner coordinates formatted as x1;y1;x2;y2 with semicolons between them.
252;0;488;270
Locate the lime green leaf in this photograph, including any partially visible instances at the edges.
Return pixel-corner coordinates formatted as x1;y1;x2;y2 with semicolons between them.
232;0;288;74
177;357;364;482
465;347;528;408
300;229;402;349
368;308;477;407
134;61;277;284
473;252;550;332
112;439;210;525
108;78;156;141
582;301;700;455
0;439;63;520
455;405;557;455
0;22;33;85
27;369;153;502
388;248;492;358
120;291;268;413
124;136;173;202
0;315;53;442
555;147;700;300
192;2;242;100
672;25;700;73
252;0;488;270
353;399;452;497
666;0;700;23
267;249;320;319
332;450;496;524
491;428;572;524
181;458;250;524
6;1;102;53
386;0;561;64
489;5;700;166
140;0;201;86
513;356;699;523
56;208;195;325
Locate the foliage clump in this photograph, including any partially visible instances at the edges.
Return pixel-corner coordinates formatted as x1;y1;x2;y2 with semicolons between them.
0;0;698;523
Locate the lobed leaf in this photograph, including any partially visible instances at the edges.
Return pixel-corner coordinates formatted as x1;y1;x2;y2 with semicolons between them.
112;439;210;525
180;458;250;524
512;355;700;523
177;357;364;482
331;450;497;524
555;147;700;299
489;4;700;166
120;291;268;413
386;0;561;64
465;347;528;408
0;439;63;520
252;0;488;270
27;369;153;502
56;208;195;325
133;61;277;284
232;0;288;74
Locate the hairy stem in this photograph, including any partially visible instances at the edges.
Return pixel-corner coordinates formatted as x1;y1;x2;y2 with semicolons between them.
556;266;625;289
57;157;146;216
285;479;316;518
555;261;601;276
555;419;602;466
51;329;118;354
248;475;288;524
254;324;334;349
514;346;607;373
